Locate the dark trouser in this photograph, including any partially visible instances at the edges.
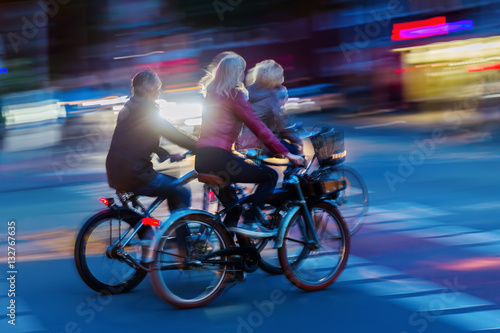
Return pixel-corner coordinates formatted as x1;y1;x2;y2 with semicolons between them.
195;147;279;226
133;173;191;257
133;173;191;211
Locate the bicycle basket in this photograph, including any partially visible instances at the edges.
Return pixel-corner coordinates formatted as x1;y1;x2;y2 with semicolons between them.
310;128;346;166
300;179;346;198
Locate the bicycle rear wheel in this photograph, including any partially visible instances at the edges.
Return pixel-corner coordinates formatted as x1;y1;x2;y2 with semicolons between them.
150;214;232;309
278;202;350;291
74;210;148;294
318;165;368;235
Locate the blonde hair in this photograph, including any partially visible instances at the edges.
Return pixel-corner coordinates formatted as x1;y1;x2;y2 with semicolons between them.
199;51;238;97
203;54;247;99
246;60;284;89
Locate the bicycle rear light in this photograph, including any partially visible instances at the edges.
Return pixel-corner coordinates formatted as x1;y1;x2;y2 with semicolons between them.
100;197;115;206
208;190;216;202
142;217;160;227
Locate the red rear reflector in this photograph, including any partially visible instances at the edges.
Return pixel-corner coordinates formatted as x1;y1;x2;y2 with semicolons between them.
208;190;216;202
142;217;160;227
100;198;109;206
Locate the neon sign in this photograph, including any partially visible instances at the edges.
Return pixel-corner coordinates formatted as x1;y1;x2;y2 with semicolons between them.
392;17;473;41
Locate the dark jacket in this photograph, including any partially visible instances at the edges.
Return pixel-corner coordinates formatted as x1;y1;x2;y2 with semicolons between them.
197;89;289;157
106;96;197;192
236;84;301;153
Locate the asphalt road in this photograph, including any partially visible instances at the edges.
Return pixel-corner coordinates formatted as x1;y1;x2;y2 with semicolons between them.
1;111;500;333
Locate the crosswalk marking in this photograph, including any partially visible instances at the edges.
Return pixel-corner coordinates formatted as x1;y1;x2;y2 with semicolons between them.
340;255;500;332
363;203;500;253
438;310;500;331
10;184;500;332
391;293;494;312
398;226;476;239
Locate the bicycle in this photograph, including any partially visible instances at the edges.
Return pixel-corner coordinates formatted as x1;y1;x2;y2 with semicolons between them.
149;152;351;309
203;124;368;236
74;151;197;294
200;124;367;276
73;150;286;294
305;126;369;235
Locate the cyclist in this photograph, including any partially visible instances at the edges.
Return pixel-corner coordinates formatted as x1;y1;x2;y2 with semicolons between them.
106;70;197;202
195;53;303;232
237;59;302;155
105;70;197;262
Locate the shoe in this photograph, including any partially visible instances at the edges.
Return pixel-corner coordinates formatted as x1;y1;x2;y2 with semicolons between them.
222;271;247;295
227;271;246;283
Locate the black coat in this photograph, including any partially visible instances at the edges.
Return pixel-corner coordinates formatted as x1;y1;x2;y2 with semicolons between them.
105;96;197;192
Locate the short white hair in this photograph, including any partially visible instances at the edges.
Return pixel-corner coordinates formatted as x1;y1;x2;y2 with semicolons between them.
131;70;160;97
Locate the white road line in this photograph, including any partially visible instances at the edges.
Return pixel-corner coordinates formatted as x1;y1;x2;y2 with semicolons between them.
354;120;407;129
354;278;444;297
365;212;416;223
435;232;500;246
338;265;403;283
439;310;500;331
458;202;500;211
364;203;500;251
391;293;494;312
342;255;500;332
398;226;477;239
373;202;453;218
368;219;444;232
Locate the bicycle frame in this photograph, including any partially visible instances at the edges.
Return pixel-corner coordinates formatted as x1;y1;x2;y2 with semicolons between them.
150;162;325;270
106;170;199;268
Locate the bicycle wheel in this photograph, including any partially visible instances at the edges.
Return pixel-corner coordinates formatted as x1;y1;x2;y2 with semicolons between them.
150;214;232;309
74;209;148;294
318;165;368;235
278;202;350;291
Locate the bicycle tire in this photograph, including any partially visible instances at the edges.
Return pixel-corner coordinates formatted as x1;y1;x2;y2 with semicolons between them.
150;214;232;309
74;209;149;294
278;201;350;291
317;165;368;235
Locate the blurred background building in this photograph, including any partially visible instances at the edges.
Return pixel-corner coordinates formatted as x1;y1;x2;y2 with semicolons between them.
1;0;500;125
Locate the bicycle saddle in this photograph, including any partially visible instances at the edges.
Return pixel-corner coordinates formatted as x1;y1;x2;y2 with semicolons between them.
197;173;226;186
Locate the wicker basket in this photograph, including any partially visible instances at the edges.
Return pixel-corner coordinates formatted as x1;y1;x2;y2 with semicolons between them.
310;129;346;166
300;179;346;198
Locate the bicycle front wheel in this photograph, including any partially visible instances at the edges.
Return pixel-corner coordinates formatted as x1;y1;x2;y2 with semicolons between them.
150;214;232;309
319;165;368;235
278;202;350;291
74;210;148;294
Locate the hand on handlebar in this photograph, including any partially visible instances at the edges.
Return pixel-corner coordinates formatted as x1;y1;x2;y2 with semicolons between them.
286;152;305;167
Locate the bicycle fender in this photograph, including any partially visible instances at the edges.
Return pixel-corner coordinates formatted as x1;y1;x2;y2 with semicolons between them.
274;205;301;249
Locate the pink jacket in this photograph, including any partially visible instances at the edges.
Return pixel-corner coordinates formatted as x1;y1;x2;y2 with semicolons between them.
197;90;289;156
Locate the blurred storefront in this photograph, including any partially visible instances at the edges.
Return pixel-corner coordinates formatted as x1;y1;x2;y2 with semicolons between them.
393;36;500;107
